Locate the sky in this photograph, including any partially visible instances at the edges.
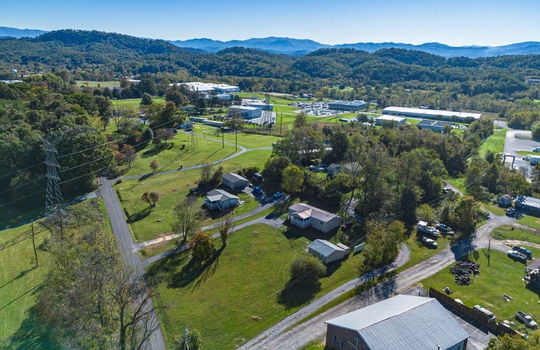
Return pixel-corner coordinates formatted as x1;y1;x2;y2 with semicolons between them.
1;0;539;46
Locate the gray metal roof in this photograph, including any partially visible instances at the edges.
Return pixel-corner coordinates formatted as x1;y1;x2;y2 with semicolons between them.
326;295;469;350
516;195;540;210
289;203;339;223
223;172;249;184
383;106;481;120
308;239;344;258
206;189;239;202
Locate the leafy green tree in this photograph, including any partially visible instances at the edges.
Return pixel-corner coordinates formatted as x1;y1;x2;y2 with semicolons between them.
190;231;215;262
361;220;405;272
141;92;153;106
262;156;291;184
218;214;234;250
400;186;419;230
417;203;436;224
327;130;350;162
290;256;326;285
281;165;305;194
532;121;540;141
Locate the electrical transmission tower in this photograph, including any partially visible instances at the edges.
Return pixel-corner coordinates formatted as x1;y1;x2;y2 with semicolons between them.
41;137;64;216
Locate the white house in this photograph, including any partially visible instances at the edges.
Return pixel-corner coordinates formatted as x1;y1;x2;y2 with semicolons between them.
288;203;341;233
308;239;349;264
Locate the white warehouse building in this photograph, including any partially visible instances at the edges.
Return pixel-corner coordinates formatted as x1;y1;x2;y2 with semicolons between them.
382;106;481;123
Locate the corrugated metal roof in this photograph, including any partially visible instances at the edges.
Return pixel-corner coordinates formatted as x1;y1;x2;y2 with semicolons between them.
326;295;469;350
383;106;481;119
223;172;248;184
289;203;339;222
308;239;344;258
206;189;239;202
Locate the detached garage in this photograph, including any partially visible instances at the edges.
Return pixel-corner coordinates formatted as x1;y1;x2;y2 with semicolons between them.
308;239;349;265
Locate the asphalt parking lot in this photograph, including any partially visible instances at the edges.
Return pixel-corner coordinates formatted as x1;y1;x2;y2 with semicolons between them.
503;129;540;178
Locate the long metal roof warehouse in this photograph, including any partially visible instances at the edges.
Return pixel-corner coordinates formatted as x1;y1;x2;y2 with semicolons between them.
382;106;481;122
325;294;469;350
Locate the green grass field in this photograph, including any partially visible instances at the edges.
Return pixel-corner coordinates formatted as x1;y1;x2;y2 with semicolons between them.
150;223;364;349
75;80;120;88
492;225;540;245
518;215;540;230
111;97;165;110
421;248;540;334
123;132;237;177
118;150;272;242
0;223;49;344
398;234;451;271
478;128;507;158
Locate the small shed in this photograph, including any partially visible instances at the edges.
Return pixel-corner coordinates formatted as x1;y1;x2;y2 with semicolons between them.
222;172;249;191
308;239;349;264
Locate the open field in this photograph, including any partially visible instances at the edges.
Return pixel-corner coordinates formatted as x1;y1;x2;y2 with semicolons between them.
149;223;364;349
492;225;540;245
478;128;507;158
75;80;120;88
111;97;165;110
118;150;272;242
517;215;540;230
421;248;540;334
0;223;49;345
193;125;279;148
123;132;237;177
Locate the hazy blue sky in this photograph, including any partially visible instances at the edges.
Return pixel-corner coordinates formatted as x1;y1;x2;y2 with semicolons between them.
1;0;538;45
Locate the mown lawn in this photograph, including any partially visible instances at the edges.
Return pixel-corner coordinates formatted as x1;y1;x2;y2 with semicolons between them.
478;128;507;158
118;150;272;242
75;80;120;88
492;225;540;245
123;132;237;177
518;215;540;230
421;249;540;334
111;97;165;110
149;224;363;349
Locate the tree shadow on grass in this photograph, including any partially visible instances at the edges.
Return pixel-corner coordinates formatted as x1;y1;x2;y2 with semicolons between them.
138;172;155;182
0;265;37;290
282;223;337;242
141;143;173;158
277;278;321;309
146;251;191;286
126;207;152;223
2;298;59;350
169;250;222;290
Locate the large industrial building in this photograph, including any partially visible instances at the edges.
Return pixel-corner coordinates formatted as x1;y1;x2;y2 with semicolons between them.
325;294;469;350
228;106;262;120
382;106;481;123
328;100;367;111
375;115;406;127
175;82;240;94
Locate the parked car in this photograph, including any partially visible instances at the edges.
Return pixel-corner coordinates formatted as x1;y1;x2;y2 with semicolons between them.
421;236;438;248
508;250;528;263
516;311;538;329
436;223;454;235
272;192;283;200
340;222;353;230
533;147;540;152
417;221;441;237
512;245;533;259
506;208;516;217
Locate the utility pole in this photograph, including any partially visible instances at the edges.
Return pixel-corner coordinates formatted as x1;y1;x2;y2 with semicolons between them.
279;112;283;136
487;235;491;267
221;128;225;148
31;222;38;266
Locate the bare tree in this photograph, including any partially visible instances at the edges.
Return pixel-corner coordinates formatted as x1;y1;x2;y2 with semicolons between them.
218;213;234;250
172;197;201;248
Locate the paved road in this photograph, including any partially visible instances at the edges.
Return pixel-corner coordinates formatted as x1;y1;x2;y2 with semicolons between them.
241;211;521;350
98;177;166;350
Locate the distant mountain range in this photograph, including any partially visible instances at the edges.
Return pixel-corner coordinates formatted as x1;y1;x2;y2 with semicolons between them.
0;26;46;38
171;38;540;58
1;26;539;58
